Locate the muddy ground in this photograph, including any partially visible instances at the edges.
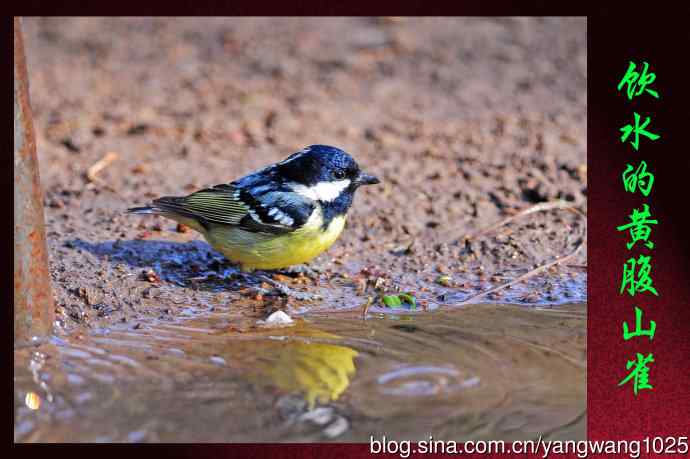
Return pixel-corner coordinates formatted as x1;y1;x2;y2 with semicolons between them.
22;17;587;332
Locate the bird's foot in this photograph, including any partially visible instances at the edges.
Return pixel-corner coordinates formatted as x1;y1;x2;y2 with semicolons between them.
257;274;322;302
224;272;269;296
278;264;323;279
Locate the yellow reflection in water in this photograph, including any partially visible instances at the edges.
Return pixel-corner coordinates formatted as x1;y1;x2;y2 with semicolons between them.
25;391;41;410
220;324;360;408
257;341;358;408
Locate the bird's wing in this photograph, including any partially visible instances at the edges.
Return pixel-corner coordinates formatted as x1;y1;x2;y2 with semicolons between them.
153;183;314;235
238;188;315;234
153;184;248;226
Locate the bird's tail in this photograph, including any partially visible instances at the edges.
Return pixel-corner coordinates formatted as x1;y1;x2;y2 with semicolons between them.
128;196;186;215
127;205;160;214
128;197;205;233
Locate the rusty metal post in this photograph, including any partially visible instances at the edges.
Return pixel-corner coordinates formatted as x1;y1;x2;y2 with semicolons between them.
14;17;54;347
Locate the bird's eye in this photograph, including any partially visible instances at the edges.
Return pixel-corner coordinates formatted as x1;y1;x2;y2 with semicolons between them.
334;169;346;180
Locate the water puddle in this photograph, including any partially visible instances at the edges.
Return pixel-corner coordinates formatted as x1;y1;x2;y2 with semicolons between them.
15;299;585;442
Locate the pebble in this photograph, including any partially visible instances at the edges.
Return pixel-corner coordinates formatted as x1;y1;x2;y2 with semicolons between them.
323;416;349;439
209;356;226;366
299;407;333;425
258;310;294;326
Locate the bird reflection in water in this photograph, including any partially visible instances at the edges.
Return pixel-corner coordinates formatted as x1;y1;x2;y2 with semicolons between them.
260;341;358;408
230;325;359;409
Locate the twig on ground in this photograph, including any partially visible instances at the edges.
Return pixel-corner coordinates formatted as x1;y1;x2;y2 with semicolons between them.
86;151;120;194
565;264;587;270
461;200;582;242
444;200;586;306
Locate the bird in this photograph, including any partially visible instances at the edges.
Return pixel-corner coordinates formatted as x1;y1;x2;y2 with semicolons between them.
128;145;379;299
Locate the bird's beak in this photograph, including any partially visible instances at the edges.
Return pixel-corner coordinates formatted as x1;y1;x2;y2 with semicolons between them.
356;172;380;186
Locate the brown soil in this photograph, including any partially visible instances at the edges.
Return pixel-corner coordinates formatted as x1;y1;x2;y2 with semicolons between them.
22;17;587;332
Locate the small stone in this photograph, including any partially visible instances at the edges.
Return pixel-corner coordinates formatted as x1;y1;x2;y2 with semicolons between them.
322;416;349;439
436;275;453;287
299;407;334;425
209;356;226;366
141;269;160;283
258;310;294;326
131;163;149;174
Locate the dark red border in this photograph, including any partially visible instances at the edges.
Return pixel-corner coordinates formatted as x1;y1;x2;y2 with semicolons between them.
588;12;690;442
10;7;690;458
14;2;587;16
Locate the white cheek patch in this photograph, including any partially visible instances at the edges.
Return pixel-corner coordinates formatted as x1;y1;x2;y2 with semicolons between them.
290;179;351;202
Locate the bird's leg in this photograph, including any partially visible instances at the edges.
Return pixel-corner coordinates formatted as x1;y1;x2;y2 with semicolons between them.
228;265;321;301
224;271;274;297
256;273;322;302
277;264;323;279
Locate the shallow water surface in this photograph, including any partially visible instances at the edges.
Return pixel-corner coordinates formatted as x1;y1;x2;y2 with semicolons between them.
15;302;586;442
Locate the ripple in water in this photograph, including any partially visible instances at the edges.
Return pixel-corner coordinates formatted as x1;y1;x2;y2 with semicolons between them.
377;365;480;397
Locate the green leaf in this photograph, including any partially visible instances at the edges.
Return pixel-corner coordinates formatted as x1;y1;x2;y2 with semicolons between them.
382;295;402;308
382;293;417;310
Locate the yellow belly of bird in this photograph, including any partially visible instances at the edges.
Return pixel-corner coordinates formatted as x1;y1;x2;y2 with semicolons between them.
197;210;346;271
